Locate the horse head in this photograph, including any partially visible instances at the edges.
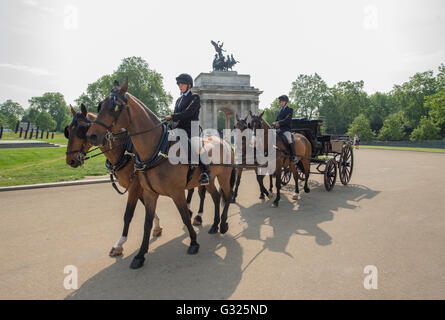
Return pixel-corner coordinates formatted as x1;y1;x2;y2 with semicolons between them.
87;79;129;147
65;104;96;167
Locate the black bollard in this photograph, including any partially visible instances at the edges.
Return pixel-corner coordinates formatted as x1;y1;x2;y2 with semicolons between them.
20;127;23;138
51;132;54;139
46;131;49;139
30;128;34;140
0;126;3;139
35;128;39;139
40;130;44;139
25;123;30;139
15;121;20;134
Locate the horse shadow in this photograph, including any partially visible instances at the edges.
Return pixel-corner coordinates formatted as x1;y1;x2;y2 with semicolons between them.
65;230;243;300
233;180;380;260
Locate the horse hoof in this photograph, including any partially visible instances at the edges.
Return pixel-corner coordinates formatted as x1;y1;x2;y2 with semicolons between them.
292;193;299;200
187;243;200;255
152;227;163;237
109;247;123;257
259;194;265;200
188;209;193;217
267;192;274;200
192;215;202;226
130;257;145;269
272;202;279;208
304;187;310;193
220;222;229;234
208;225;219;234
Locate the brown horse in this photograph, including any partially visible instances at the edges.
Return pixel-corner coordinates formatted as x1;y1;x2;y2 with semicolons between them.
232;114;273;202
86;80;235;269
249;111;312;207
65;104;205;258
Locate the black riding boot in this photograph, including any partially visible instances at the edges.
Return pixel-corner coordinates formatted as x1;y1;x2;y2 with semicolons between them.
289;141;298;163
199;162;210;186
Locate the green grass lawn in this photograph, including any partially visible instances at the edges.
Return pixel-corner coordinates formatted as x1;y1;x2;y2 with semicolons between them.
360;145;445;153
0;147;108;187
1;131;67;145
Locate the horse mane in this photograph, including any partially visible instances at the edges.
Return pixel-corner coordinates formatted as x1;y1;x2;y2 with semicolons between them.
127;93;161;125
261;118;271;129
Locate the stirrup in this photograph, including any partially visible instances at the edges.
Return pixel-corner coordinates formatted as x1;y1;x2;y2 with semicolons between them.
199;172;210;186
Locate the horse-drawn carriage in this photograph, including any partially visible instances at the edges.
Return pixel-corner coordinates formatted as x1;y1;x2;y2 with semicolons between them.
280;118;354;191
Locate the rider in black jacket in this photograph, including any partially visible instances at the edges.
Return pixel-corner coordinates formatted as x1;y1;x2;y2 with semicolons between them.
165;73;210;186
273;95;298;162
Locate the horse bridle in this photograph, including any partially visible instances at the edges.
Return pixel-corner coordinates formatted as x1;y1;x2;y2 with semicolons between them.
65;114;91;158
93;90;166;147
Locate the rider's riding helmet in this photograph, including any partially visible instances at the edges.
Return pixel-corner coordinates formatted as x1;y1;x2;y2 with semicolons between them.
278;95;289;103
176;73;193;88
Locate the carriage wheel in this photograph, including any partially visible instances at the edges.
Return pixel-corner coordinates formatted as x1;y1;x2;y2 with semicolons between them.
339;144;354;185
324;158;337;191
281;166;291;186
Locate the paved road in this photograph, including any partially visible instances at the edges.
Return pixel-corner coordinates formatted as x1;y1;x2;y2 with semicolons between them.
1;149;444;299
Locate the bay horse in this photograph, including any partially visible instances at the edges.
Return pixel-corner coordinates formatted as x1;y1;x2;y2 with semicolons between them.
65;104;205;258
232;114;273;202
249;111;312;207
86;80;235;269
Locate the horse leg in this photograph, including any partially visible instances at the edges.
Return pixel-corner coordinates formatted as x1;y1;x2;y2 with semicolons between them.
198;186;206;214
268;174;273;194
186;188;194;217
109;189;138;257
130;191;159;269
303;159;311;193
140;196;162;237
218;172;233;234
206;182;221;234
171;191;200;254
192;186;206;226
232;168;243;202
255;170;271;200
272;164;282;207
291;162;300;200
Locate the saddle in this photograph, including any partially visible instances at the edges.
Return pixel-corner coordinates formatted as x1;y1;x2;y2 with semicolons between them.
134;124;170;171
277;130;294;154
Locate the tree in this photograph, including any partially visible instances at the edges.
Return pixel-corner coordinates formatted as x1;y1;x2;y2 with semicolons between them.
29;93;70;131
319;80;370;134
289;73;328;119
377;112;406;141
347;114;375;142
410;117;440;141
0;113;7;126
6;113;18;130
366;92;398;132
391;70;438;131
76;57;173;117
22;107;40;124
425;89;445;131
0;100;25;118
74;74;114;112
36;111;57;131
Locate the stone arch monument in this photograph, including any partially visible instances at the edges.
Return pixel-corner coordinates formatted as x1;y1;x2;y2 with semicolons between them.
192;71;262;130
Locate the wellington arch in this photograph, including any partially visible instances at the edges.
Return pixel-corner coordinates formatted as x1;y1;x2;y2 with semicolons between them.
192;71;262;130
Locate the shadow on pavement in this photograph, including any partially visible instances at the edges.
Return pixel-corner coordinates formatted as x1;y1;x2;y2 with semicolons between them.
66;230;243;300
233;181;380;268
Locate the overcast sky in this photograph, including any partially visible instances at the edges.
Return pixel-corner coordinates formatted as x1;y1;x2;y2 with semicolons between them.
1;0;444;111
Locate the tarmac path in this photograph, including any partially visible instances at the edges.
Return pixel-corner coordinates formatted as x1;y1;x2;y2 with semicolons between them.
0;149;444;299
